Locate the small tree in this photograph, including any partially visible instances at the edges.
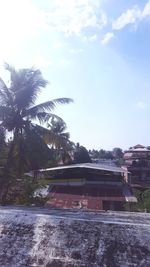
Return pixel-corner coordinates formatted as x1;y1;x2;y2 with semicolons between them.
74;143;91;163
113;147;123;159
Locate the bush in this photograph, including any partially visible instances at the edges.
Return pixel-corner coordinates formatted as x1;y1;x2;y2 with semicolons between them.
0;176;49;206
124;189;150;212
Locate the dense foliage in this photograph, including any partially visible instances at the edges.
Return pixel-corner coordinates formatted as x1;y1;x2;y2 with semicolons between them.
125;189;150;212
0;64;73;202
74;143;91;163
89;147;124;166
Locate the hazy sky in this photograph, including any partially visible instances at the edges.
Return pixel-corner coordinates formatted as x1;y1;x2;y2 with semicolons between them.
0;0;150;150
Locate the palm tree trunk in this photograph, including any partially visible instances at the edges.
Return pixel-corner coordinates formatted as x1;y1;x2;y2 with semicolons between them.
0;129;18;203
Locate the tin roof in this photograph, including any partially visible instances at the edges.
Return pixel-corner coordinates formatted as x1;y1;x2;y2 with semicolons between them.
39;163;126;174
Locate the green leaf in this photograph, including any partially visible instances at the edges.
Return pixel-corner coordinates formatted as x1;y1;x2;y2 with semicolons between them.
24;97;73;116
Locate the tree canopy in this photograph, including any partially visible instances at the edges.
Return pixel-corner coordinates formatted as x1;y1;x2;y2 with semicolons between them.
74;143;91;163
0;64;73;178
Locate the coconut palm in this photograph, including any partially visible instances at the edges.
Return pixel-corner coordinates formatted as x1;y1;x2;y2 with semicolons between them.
0;64;73;178
48;119;74;164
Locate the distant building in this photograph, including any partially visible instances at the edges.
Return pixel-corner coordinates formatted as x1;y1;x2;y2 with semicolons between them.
38;163;137;211
92;158;117;166
123;144;150;188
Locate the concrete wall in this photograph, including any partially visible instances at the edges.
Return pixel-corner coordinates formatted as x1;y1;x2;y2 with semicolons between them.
0;207;149;267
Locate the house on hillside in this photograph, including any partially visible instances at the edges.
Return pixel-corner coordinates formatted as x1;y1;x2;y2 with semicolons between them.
38;163;137;211
124;144;150;188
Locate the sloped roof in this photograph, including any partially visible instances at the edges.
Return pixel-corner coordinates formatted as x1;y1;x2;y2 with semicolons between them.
133;144;145;149
39;163;126;174
125;144;150;153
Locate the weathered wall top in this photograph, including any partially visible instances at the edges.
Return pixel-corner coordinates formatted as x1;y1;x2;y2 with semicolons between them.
0;206;149;267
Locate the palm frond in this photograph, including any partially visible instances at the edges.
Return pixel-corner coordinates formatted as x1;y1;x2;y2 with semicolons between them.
51;98;74;105
32;124;71;149
0;106;13;120
24;98;73;117
23;110;64;125
48;118;68;134
4;63;16;85
5;64;48;109
37;112;65;124
0;79;9;105
0;78;14;107
0;126;6;145
23;124;52;170
59;132;70;139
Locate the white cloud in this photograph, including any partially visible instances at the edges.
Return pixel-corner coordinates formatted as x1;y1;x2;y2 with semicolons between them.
53;41;64;49
142;0;150;18
0;0;107;61
112;6;141;30
82;34;98;42
136;101;148;110
101;32;114;45
46;0;107;37
89;34;97;41
112;1;150;32
69;48;84;54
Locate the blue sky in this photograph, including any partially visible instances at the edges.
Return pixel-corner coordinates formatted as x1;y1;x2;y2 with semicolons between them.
0;0;150;150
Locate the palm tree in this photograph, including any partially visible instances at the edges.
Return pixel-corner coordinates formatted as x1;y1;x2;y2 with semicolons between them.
0;64;73;181
48;119;74;164
0;126;7;166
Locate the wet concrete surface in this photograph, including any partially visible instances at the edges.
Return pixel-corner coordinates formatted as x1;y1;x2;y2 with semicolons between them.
0;206;149;266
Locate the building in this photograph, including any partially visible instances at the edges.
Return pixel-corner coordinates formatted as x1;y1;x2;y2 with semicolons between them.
38;163;137;211
123;144;150;188
92;158;117;166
